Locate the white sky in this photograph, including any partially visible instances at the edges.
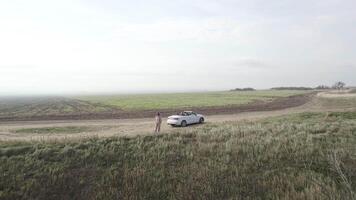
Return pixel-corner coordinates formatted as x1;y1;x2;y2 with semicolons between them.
0;0;355;95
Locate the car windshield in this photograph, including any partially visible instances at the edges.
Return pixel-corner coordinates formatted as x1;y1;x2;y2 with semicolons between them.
179;112;189;116
178;112;196;116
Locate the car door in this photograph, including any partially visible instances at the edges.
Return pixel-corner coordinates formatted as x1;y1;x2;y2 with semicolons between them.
191;113;199;123
183;113;193;124
187;113;198;124
181;113;190;124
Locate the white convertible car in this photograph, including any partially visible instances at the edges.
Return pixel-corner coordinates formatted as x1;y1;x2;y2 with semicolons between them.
167;111;205;127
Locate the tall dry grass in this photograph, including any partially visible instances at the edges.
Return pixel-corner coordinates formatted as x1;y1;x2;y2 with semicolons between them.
1;112;356;199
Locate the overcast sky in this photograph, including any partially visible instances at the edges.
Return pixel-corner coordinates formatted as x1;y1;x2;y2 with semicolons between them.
0;0;355;95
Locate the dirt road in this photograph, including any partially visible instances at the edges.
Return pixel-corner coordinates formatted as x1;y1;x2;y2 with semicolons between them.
1;91;355;141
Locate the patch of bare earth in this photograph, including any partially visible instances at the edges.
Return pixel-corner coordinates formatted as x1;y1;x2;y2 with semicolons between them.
317;90;356;98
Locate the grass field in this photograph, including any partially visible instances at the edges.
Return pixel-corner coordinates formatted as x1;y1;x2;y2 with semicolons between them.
317;97;356;109
1;111;356;199
77;90;307;110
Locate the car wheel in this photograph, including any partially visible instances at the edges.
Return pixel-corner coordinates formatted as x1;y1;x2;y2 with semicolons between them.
181;120;187;127
199;118;204;124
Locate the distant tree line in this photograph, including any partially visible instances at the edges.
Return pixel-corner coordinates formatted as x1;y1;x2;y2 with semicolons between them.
332;81;346;90
271;87;314;90
315;82;347;90
231;81;348;92
315;85;330;90
230;88;256;91
271;81;347;90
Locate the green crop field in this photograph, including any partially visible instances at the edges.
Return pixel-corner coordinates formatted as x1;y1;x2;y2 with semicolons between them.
0;97;114;119
77;90;307;110
1;111;356;199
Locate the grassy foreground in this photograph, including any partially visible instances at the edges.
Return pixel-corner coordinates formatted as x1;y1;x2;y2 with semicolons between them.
1;112;356;199
77;90;307;110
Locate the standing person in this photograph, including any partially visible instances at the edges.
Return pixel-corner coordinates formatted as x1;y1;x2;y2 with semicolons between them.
154;112;162;133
